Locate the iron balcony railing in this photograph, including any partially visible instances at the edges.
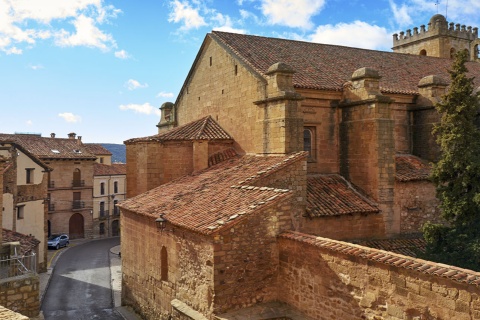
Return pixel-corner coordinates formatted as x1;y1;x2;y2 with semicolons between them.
99;210;109;219
0;252;36;279
72;180;85;187
72;200;85;210
113;207;120;216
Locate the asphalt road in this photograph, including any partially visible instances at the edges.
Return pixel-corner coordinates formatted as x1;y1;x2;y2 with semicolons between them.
42;237;123;320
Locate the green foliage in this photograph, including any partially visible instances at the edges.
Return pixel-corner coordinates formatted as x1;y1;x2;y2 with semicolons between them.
423;50;480;271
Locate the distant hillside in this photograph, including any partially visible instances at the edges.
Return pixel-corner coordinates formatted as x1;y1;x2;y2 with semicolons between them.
101;143;126;163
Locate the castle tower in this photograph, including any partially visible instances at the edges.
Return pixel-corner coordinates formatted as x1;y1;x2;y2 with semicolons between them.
392;14;480;61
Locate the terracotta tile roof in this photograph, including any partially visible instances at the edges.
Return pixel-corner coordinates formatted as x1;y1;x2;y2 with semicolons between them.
396;154;431;182
353;236;426;257
280;231;480;286
119;152;306;235
2;229;40;255
306;174;379;217
125;116;233;144
84;143;112;156
0;134;96;160
94;163;126;176
210;31;480;95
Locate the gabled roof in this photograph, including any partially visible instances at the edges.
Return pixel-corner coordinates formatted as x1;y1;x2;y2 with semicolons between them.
0;134;96;160
395;154;431;182
209;31;480;95
119;152;306;235
94;163;126;176
84;143;112;156
2;229;40;255
306;174;379;217
125;116;233;144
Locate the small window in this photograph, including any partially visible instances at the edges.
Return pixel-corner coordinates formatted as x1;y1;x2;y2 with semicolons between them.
420;49;427;56
17;206;25;219
304;127;316;161
99;157;104;164
114;181;118;194
26;168;34;184
161;246;168;281
100;182;105;195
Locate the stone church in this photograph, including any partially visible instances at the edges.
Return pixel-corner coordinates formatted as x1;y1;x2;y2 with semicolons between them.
119;15;480;319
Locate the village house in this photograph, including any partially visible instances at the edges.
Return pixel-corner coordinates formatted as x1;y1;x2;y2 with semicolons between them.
85;143;126;238
0;133;97;240
120;14;480;319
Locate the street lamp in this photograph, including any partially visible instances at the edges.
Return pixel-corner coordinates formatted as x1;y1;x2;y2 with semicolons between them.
155;214;167;231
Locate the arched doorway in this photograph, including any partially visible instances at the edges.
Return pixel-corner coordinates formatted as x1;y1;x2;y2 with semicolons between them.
111;220;120;237
69;213;85;239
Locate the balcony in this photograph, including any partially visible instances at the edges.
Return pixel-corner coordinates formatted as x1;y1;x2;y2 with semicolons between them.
99;210;109;220
113;207;120;216
0;245;36;279
72;201;85;210
72;180;85;188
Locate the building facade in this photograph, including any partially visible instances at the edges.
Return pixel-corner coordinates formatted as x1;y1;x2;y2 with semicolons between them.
120;14;480;319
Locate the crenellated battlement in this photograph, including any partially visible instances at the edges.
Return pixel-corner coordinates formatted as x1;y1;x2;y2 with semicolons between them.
393;14;478;46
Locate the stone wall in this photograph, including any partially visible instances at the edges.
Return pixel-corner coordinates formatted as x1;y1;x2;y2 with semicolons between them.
395;180;442;234
213;195;294;315
278;231;480;320
0;274;39;318
412;107;440;162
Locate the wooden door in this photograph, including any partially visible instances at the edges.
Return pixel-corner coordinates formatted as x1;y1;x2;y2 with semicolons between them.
69;213;84;239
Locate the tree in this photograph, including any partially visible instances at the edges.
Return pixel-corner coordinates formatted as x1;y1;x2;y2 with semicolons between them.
423;50;480;270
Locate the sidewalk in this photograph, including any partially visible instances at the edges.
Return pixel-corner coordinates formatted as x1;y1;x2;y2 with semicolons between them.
39;238;140;320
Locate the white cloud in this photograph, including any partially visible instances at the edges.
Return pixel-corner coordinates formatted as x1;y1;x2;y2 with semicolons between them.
115;50;131;59
55;15;116;51
309;21;391;50
29;64;44;70
260;0;325;29
0;0;120;54
156;92;174;98
389;0;413;27
119;103;161;116
212;13;246;34
5;47;22;55
26;120;32;126
125;79;148;91
168;0;207;30
58;112;82;123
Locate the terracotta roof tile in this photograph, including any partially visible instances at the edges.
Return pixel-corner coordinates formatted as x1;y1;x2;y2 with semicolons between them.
0;134;96;160
94;163;126;176
125;116;233;144
210;31;480;95
2;229;40;255
306;174;379;217
119;152;306;235
280;231;480;286
84;143;112;156
353;236;426;257
396;154;431;182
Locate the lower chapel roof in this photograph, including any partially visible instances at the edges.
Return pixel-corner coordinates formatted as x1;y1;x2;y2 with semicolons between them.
210;31;480;95
119;152;307;235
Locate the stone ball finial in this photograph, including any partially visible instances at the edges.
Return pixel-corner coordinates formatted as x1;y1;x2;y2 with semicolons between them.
418;75;448;88
160;102;174;110
429;14;447;26
351;67;381;81
266;62;295;75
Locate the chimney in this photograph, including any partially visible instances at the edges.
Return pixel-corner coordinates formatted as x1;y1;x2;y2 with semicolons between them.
68;132;76;139
77;136;82;145
50;133;56;138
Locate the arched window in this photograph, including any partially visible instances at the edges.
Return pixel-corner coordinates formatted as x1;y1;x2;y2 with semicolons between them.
304;127;316;160
73;168;82;187
161;246;168;281
475;44;480;59
420;49;427;56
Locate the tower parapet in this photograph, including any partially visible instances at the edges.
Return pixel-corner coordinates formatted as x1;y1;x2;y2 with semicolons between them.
392;14;480;61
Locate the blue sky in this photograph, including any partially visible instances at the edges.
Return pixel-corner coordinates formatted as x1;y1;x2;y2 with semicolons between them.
1;0;480;144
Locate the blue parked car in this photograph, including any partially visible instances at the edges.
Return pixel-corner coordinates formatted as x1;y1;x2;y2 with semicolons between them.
48;234;69;250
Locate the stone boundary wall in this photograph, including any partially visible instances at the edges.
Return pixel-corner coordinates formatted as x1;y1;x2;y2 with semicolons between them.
0;274;39;318
278;231;480;320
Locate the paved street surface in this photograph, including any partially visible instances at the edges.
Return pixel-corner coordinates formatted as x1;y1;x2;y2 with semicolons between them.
42;237;124;320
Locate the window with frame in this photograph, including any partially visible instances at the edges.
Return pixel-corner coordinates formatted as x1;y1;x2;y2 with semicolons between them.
17;205;25;219
26;168;34;184
114;181;118;194
100;182;105;195
100;202;105;217
161;246;168;281
304;127;316;161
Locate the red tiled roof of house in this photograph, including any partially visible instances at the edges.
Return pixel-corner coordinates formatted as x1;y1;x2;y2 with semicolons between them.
119;152;306;235
396;154;431;182
210;31;480;95
84;143;112;156
306;174;379;217
280;231;480;287
0;134;96;160
125;116;233;144
94;163;126;176
2;229;40;255
353;236;426;257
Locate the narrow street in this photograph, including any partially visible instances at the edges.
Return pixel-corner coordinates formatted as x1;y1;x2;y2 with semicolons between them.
42;237;124;320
